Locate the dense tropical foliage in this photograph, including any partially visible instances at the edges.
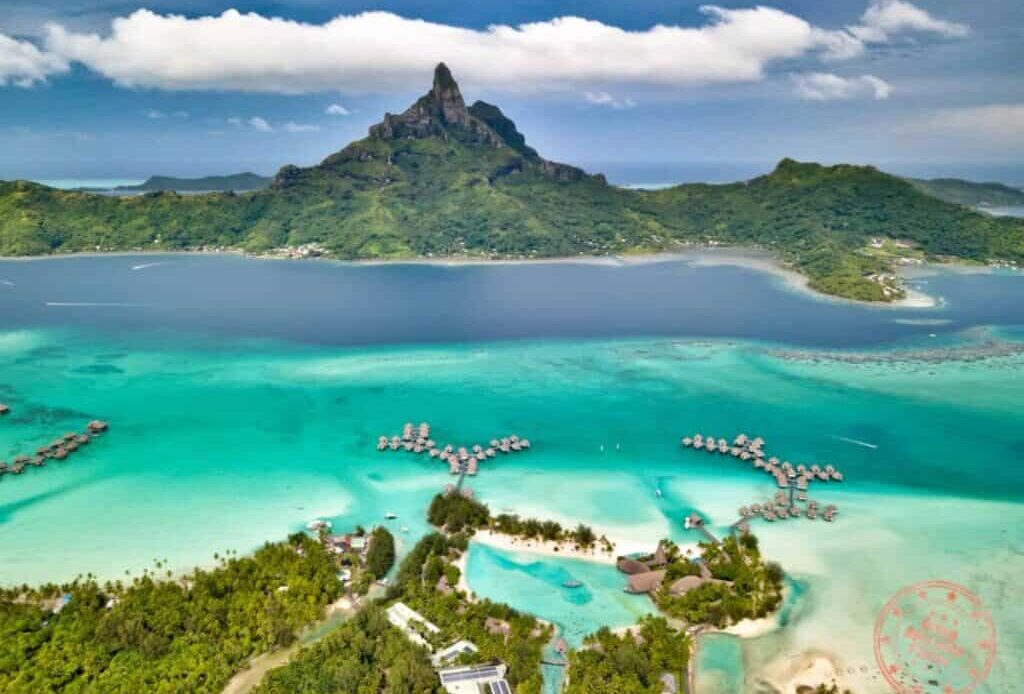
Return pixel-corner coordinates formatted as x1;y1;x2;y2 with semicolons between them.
2;65;1022;303
655;534;784;628
0;534;341;693
253;606;440;694
565;616;689;694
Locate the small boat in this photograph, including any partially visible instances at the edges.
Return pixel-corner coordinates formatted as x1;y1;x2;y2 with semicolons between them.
385;512;397;520
400;526;410;533
655;489;662;497
562;580;583;588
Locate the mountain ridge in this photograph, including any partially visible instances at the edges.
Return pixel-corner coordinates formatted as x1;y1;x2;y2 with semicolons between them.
1;63;1022;302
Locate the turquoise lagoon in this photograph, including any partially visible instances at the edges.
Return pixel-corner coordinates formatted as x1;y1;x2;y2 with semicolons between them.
1;255;1023;692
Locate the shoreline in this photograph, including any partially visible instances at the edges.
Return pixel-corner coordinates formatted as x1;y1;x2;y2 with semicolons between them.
470;529;627;566
0;245;954;309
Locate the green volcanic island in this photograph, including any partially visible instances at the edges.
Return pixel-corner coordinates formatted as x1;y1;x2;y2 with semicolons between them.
2;63;1022;302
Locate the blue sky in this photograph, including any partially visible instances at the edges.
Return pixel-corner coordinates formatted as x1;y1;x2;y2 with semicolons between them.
1;0;1021;184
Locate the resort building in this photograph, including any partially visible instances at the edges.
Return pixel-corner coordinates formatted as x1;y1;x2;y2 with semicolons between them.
625;570;666;594
436;663;512;694
432;639;479;667
385;602;441;649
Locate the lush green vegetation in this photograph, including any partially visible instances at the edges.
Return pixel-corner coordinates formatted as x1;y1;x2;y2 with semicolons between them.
364;526;396;579
253;606;440;694
262;531;550;693
908;177;1024;208
426;492;610;553
426;492;490;533
565;616;689;694
3;67;1021;302
0;534;342;693
389;533;550;691
491;512;611;552
655;534;784;628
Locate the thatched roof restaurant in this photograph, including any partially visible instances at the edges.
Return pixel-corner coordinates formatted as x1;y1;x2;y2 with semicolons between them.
616;558;650;575
625;570;666;594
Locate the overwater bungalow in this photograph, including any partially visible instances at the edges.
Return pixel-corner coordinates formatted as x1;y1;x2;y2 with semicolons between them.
740;452;751;461
751;437;764;448
734;434;748;446
449;460;460;474
0;404;9;415
12;463;25;474
486;448;496;458
520;439;531;449
53;448;68;460
796;491;808;502
806;507;818;520
511;441;522;451
403;441;414;452
718;442;729;454
377;436;388;451
763;510;775;521
768;456;780;466
467;459;479;475
87;420;109;433
810;464;821;475
0;462;7;474
751;503;762;514
681;437;693;447
705;440;716;452
832;471;844;482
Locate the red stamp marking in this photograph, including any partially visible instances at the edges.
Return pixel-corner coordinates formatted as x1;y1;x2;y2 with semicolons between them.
874;580;996;694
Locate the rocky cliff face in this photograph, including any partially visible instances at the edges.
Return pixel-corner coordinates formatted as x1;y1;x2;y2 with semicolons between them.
367;63;505;148
277;63;601;187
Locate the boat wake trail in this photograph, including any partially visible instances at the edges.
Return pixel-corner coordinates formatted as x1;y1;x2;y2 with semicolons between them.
131;262;168;271
830;435;878;449
0;280;14;287
45;301;151;308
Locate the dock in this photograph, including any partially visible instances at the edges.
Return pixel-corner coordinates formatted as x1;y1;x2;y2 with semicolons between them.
681;431;844;529
0;421;107;483
375;421;531;487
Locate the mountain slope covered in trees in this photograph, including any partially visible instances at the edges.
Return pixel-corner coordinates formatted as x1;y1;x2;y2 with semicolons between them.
2;63;1022;302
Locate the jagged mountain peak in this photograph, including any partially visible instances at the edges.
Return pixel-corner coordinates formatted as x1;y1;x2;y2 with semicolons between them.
304;63;599;185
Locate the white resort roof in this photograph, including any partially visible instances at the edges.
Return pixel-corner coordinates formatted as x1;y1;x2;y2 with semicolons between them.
437;663;510;694
385;602;441;649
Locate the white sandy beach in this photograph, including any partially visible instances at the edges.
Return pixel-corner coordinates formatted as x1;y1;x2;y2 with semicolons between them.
470;530;621;565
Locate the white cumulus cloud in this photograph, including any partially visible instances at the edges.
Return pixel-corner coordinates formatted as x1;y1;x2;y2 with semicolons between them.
792;72;892;101
248;116;273;132
325;103;350;116
850;0;968;43
584;91;636;110
38;7;852;94
0;31;68;86
228;116;274;132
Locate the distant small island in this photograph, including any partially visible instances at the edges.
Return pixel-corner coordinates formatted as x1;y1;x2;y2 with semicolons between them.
907;177;1024;208
2;63;1022;303
77;172;272;194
